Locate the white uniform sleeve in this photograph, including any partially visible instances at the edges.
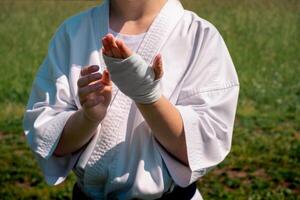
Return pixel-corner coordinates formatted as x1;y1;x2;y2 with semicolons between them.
157;24;240;187
23;22;81;185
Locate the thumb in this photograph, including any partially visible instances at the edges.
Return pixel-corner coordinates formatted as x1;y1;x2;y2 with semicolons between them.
152;54;164;80
101;69;112;85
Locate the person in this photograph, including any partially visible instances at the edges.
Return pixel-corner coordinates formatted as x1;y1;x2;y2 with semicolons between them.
23;0;239;199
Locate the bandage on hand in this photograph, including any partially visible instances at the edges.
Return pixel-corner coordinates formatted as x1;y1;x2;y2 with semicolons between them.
103;53;161;104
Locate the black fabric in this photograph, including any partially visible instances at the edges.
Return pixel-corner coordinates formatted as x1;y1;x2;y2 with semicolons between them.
72;183;92;200
156;183;197;200
72;182;197;200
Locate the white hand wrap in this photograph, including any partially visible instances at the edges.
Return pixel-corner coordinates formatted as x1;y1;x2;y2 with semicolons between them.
103;53;161;104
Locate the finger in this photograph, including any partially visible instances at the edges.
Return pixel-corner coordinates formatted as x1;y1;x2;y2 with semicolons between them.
78;82;104;100
102;37;113;57
81;65;99;76
106;34;117;48
152;54;164;80
77;73;102;88
116;39;132;58
102;47;108;56
102;85;113;95
103;36;114;57
106;34;123;58
101;69;112;85
95;85;113;107
83;96;105;108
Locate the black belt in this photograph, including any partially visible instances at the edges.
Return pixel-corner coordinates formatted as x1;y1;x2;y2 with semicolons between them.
72;182;197;200
156;183;197;200
72;183;92;200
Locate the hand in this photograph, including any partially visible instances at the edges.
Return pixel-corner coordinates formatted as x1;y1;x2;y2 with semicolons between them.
102;34;163;80
77;65;112;122
101;34;163;104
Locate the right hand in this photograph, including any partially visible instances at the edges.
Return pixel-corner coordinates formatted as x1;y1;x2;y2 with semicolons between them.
102;34;164;104
77;65;112;122
102;34;163;80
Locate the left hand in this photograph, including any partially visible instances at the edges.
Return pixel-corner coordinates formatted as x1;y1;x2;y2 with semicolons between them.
77;66;112;122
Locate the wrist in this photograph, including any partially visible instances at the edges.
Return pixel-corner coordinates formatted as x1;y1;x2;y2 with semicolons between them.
81;109;106;125
136;95;163;107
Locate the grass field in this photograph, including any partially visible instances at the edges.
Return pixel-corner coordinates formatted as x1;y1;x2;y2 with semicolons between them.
0;0;299;199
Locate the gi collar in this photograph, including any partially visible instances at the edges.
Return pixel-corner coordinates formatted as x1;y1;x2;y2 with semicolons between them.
97;0;185;70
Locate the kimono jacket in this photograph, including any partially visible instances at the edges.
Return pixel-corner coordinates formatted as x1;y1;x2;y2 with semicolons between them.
23;0;239;199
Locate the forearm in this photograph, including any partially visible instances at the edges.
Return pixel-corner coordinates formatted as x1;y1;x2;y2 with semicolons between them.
136;96;188;165
54;109;103;156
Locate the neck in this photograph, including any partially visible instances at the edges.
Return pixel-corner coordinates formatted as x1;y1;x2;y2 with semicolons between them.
110;0;167;21
109;0;167;34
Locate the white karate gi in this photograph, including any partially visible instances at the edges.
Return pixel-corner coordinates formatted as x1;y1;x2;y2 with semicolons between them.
23;0;239;199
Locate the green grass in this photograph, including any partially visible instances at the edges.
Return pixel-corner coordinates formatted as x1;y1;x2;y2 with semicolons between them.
0;0;299;199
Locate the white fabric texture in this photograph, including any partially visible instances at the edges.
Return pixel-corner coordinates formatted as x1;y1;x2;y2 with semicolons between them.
23;0;239;199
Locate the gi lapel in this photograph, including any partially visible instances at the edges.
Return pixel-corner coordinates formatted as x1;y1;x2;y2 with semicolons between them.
137;0;184;64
